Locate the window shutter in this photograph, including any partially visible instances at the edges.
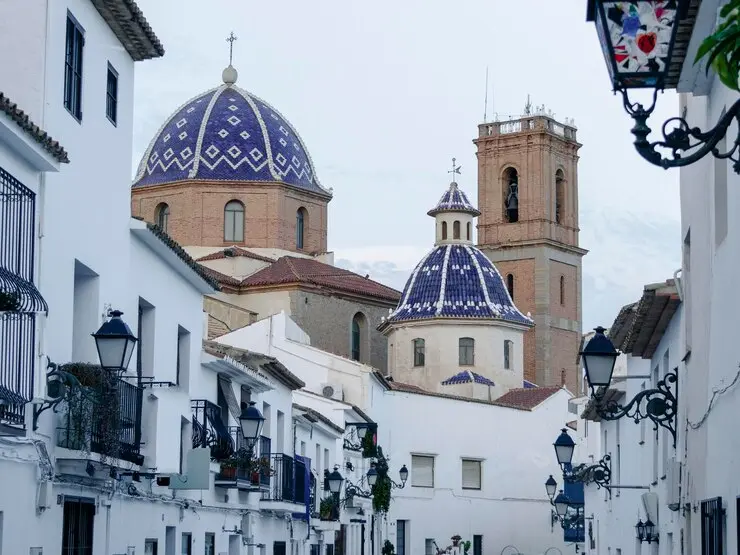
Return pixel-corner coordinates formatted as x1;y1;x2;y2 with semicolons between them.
411;455;434;487
462;459;481;489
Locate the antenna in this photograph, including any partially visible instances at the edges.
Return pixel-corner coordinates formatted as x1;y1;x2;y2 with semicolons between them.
483;66;489;123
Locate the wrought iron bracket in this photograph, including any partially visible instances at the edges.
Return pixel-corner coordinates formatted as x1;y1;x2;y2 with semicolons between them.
563;455;612;491
591;368;678;448
619;88;740;174
32;360;103;430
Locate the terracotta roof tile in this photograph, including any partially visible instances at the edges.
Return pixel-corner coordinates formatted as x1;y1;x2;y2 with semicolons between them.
0;92;69;163
89;0;164;61
494;386;563;409
241;256;401;302
196;246;276;264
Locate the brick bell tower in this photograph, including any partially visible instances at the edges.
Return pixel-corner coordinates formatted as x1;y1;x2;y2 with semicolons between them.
474;103;587;395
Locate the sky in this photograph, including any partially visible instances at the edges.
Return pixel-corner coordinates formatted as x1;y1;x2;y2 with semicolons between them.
132;0;682;331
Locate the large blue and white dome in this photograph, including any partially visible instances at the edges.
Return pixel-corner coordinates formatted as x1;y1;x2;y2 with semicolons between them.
133;66;330;197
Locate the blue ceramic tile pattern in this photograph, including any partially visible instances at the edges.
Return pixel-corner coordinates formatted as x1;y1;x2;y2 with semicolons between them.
387;245;533;326
523;379;538;389
441;370;495;386
196;90;272;182
133;85;327;195
428;182;480;215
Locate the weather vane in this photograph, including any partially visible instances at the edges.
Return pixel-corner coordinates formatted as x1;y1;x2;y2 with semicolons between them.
448;157;461;181
226;32;238;66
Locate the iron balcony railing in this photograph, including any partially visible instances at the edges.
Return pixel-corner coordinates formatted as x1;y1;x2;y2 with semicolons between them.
191;399;233;460
57;377;144;465
261;453;309;505
214;432;272;488
0;166;47;430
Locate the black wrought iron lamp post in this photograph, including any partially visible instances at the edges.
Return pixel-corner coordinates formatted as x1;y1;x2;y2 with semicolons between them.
636;518;659;544
238;401;265;455
586;0;740;173
581;327;678;447
553;428;612;490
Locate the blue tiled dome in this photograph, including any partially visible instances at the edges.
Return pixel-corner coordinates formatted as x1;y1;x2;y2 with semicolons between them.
133;78;330;196
385;244;533;326
427;182;481;217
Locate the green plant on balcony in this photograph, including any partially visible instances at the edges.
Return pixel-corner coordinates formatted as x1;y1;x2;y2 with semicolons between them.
361;427;377;458
371;446;392;513
0;291;21;312
61;363;121;464
319;495;338;521
381;540;395;555
220;448;273;482
695;0;740;91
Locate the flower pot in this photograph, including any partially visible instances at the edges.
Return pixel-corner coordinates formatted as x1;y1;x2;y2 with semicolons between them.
251;471;260;484
221;466;237;479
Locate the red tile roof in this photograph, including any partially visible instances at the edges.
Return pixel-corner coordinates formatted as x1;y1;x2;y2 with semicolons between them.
495;387;563;410
240;256;401;302
196;246;276;264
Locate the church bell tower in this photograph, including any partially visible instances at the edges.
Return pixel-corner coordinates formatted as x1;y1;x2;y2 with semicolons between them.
474;104;587;395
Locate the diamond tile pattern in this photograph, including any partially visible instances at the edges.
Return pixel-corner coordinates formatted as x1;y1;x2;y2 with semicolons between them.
440;370;496;386
428;182;481;216
133;85;326;195
387;244;533;326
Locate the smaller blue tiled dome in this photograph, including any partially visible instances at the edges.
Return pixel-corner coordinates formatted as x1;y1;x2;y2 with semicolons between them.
383;244;533;326
427;181;481;217
441;370;495;386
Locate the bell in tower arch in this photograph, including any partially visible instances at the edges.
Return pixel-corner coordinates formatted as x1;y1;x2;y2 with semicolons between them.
505;182;519;223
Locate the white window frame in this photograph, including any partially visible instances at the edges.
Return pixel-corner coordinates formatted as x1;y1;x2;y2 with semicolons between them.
461;458;482;490
411;454;435;488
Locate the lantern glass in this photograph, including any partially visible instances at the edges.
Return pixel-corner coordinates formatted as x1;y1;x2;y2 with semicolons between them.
367;465;378;487
554;428;576;466
399;464;409;484
328;468;344;494
554;491;570;517
92;310;138;372
644;519;656;539
636;520;646;541
545;475;558;499
590;0;682;89
357;425;368;439
581;327;619;389
239;402;265;448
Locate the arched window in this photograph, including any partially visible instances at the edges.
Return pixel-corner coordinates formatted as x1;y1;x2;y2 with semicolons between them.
413;338;425;367
453;220;461;239
504;339;513;370
466;222;471;240
506;274;514;299
296;207;307;249
555;169;565;224
155;203;170;233
441;221;448;240
351;312;366;362
503;167;519;223
560;275;565;306
459;337;475;366
224;200;245;242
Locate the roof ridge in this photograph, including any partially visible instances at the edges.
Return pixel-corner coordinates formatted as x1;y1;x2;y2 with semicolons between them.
284;257;302;280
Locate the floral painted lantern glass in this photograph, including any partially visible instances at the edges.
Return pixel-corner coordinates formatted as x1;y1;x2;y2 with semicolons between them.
587;0;684;89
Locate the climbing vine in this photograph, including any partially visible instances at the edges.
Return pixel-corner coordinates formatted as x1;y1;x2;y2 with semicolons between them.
361;426;377;458
371;446;392;513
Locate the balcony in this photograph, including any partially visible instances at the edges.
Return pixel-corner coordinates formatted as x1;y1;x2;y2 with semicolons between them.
191;399;234;460
56;370;144;466
214;433;272;490
260;454;313;513
0;166;47;433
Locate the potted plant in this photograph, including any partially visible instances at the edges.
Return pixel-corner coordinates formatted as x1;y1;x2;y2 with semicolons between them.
382;540;395;555
319;496;337;521
451;536;462;548
463;541;471;554
220;457;238;479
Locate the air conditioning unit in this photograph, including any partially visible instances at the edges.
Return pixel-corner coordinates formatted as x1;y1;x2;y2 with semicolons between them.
666;457;681;511
320;382;343;401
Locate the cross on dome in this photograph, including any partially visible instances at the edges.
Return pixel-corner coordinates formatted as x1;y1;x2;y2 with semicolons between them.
222;31;239;85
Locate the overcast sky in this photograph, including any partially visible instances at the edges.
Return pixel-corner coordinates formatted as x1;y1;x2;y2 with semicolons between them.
133;0;682;331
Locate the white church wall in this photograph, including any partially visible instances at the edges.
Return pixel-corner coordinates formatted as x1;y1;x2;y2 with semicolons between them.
376;387;573;555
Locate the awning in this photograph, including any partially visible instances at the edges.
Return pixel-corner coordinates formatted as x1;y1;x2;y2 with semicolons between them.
0;266;47;313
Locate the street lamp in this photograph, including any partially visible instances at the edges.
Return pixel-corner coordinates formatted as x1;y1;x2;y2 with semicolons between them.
92;310;138;373
238;401;265;451
635;519;646;542
553;490;570;518
581;327;619;391
357;425;368;439
585;0;740;173
366;463;378;487
644;519;658;544
582;325;678;447
545;475;558;500
554;428;576;467
399;464;409;485
328;466;344;494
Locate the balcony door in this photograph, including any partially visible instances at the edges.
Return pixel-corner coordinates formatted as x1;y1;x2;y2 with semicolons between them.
61;497;95;555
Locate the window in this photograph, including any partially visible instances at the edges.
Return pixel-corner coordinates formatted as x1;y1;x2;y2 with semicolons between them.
181;533;192;555
106;63;118;124
441;221;447;240
273;542;287;555
453;220;461;239
701;497;724;555
177;326;190;387
555;169;565;224
204;533;215;555
504;340;513;370
296;207;307;249
466;221;471;240
145;539;158;555
503;167;519;223
62;497;95;555
64;13;84;121
459;337;474;366
473;536;483;555
396;520;407;555
155;203;169;233
462;459;481;490
411;455;434;487
506;274;514;299
413;338;425;367
559;275;565;306
224;200;244;242
351;313;365;362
